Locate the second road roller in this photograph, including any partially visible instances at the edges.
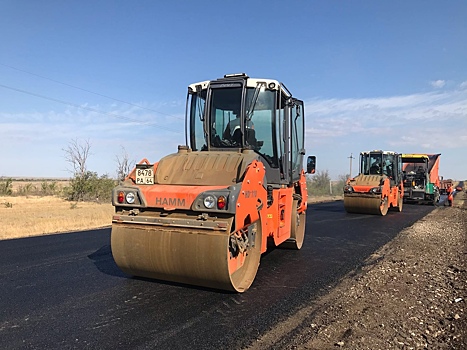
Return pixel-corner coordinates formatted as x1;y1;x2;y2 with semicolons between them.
344;150;403;216
110;73;316;292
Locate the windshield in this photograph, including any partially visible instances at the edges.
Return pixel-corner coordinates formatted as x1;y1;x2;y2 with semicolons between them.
362;152;382;175
209;86;243;147
361;152;395;177
245;85;277;166
188;84;279;167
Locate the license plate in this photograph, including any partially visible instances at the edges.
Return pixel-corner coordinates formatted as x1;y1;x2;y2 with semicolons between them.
135;166;154;185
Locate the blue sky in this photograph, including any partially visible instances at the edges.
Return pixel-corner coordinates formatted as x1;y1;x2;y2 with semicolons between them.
1;1;466;180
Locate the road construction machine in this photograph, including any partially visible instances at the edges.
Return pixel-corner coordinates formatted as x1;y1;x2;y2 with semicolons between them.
344;150;403;216
439;177;453;195
111;73;315;292
401;153;440;205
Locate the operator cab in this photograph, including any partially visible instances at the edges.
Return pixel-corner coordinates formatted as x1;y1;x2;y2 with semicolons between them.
186;73;306;185
360;150;402;185
401;155;429;190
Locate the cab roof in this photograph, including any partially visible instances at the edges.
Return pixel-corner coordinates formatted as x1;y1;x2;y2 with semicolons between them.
361;150;399;155
187;73;292;98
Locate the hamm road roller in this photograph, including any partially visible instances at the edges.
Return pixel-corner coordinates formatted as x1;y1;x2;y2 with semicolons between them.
344;150;403;216
111;73;315;292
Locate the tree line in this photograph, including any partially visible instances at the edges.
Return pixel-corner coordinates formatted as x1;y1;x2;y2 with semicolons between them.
1;139;349;201
0;139;134;202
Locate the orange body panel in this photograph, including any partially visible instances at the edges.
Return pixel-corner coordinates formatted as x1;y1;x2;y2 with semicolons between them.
121;158;304;256
260;187;293;250
298;170;308;213
233;160;266;233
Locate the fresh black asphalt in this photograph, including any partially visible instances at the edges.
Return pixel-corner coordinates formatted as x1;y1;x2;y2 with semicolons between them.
0;201;435;349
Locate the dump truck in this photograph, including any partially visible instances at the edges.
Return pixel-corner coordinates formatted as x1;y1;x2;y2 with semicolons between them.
111;73;315;292
401;153;440;204
439;176;453;195
344;150;403;216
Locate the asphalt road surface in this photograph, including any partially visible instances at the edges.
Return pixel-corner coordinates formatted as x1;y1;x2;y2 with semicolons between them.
0;201;435;350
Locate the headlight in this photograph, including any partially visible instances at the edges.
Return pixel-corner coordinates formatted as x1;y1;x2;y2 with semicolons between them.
203;195;216;209
126;192;136;204
343;185;354;193
369;187;382;194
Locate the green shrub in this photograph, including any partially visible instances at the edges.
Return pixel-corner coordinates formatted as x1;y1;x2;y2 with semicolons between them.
307;170;332;196
307;171;349;196
16;183;36;196
66;171;116;202
40;181;61;196
0;178;13;195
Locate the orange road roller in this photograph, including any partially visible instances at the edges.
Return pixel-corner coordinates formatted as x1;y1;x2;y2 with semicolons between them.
344;150;403;216
111;73;315;292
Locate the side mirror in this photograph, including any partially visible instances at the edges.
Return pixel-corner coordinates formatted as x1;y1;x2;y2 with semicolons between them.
307;155;316;174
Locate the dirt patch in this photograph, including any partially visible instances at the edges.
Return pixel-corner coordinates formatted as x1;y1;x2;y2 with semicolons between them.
248;192;467;349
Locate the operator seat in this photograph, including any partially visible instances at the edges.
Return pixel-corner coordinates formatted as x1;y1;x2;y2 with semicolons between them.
231;128;242;145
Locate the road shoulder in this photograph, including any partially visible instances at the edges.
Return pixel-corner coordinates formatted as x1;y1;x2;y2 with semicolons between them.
247;193;467;349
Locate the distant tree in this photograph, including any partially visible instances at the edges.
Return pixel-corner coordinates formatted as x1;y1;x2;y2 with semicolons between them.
115;146;135;182
63;138;91;177
332;173;350;195
63;139;118;202
307;170;332;196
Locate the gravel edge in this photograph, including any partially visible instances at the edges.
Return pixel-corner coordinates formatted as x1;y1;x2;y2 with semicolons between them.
248;194;466;350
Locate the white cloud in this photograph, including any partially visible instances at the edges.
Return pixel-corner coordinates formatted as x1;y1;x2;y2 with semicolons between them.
430;80;446;88
460;81;467;89
0;101;186;177
307;90;466;123
305;89;467;180
2;89;467;179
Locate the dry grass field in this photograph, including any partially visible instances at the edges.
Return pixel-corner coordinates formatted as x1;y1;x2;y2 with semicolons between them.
0;192;342;241
9;179;70;193
0;195;113;240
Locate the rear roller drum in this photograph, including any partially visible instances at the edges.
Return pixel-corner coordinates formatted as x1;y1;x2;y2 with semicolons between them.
227;220;263;292
392;192;403;212
280;199;306;250
379;197;388;216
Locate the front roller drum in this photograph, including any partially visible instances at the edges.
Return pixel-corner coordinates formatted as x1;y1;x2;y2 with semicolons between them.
344;195;388;216
111;219;262;292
